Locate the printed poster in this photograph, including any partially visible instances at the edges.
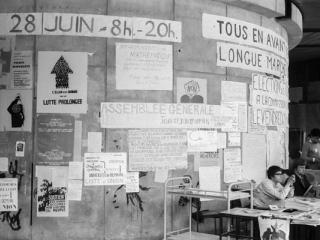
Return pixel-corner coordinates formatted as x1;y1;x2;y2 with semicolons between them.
194;151;221;171
126;172;139;193
0;36;15;89
128;129;187;171
84;152;127;186
0;178;18;211
36;166;69;217
187;130;217;152
116;43;173;90
15;141;25;157
0;89;33;132
11;50;33;89
177;77;207;103
258;217;290;240
37;114;74;163
37;51;88;113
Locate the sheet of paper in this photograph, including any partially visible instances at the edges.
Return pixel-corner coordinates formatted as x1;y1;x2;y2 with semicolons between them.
267;130;285;168
217;132;226;149
126;172;139;193
154;168;169;183
67;179;82;201
199;166;221;201
73;120;82;161
11;50;33;89
68;161;83;179
227;133;241;147
87;131;102;153
15;141;25;157
221;81;247;103
0;178;18;211
242;133;267;184
176;77;207;103
223;148;242;183
187;130;217;152
0;157;8;171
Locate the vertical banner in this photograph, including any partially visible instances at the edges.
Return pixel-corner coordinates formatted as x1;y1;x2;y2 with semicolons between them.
0;178;18;211
37;51;88;113
116;43;173;90
37;114;74;164
0;89;33;131
176;77;207;103
84;152;127;186
258;217;290;240
0;36;15;89
36;166;69;217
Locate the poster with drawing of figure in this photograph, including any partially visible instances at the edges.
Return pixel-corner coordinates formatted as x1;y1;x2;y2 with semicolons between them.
258;217;290;240
0;36;15;89
36;165;69;217
0;89;32;131
176;77;207;103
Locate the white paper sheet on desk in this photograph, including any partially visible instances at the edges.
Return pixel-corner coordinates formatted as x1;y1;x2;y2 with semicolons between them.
199;166;220;201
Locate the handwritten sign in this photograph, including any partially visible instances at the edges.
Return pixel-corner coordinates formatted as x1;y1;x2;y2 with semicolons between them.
128;129;187;171
0;178;18;211
84;152;127;186
0;13;181;42
217;42;288;79
101;102;237;129
202;13;288;60
187;130;217;152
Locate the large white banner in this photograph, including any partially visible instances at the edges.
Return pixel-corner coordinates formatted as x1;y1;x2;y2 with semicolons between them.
37;51;88;113
116;43;173;90
0;13;181;42
217;42;288;79
202;13;288;60
84;152;127;186
100;102;237;129
128;129;187;171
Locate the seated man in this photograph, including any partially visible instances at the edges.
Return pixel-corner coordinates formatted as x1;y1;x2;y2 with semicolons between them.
253;166;295;209
292;159;315;196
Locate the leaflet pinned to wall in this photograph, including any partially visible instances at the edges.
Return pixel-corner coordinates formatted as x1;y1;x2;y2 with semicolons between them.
37;51;88;113
187;130;217;152
0;89;33;132
84;152;127;186
223;148;242;183
116;43;173;90
0;36;15;89
36;166;69;217
128;129;187;171
37;114;74;163
177;77;207;103
126;172;139;193
11;51;33;89
0;178;18;211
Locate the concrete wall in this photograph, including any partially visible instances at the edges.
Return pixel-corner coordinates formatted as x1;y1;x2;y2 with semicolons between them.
0;0;302;239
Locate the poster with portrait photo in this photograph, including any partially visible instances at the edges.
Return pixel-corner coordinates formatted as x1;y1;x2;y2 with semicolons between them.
0;36;15;89
0;89;32;131
176;77;207;103
37;51;88;113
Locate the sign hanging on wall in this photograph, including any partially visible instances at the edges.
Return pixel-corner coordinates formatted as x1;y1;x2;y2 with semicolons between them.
11;50;33;89
0;13;182;43
101;102;237;129
0;178;18;211
116;43;173;90
37;51;88;113
84;152;127;186
36;114;74;164
36;165;69;217
128;129;187;171
202;13;288;60
176;77;207;103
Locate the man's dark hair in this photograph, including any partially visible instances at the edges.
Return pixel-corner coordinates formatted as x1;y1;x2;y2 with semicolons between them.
310;128;320;138
267;165;283;179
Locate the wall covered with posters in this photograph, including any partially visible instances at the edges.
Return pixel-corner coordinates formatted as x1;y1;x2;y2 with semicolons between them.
0;0;302;240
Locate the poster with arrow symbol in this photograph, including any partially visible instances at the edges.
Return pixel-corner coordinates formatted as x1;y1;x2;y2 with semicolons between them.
37;51;88;113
